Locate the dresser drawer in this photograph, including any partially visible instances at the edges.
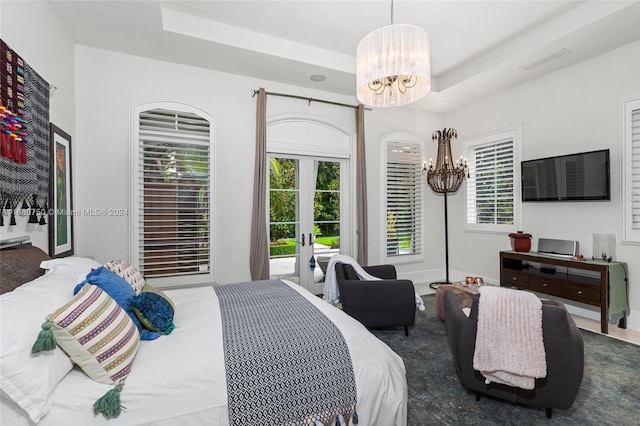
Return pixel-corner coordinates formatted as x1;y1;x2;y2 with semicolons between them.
501;271;530;289
529;276;563;296
562;283;601;305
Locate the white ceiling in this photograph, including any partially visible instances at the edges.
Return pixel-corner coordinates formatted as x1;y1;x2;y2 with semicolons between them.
49;0;640;112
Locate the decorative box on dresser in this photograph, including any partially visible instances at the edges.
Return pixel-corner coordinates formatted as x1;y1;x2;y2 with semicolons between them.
499;251;629;334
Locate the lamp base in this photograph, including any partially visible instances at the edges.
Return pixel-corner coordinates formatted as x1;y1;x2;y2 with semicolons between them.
429;281;451;290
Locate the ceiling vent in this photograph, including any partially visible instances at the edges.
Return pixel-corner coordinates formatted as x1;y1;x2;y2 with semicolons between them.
519;48;573;71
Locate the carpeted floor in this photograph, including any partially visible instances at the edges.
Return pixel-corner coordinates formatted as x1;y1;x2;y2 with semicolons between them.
370;294;640;426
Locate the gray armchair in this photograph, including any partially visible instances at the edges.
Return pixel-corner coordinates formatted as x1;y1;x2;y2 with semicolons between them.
334;262;416;335
442;290;584;418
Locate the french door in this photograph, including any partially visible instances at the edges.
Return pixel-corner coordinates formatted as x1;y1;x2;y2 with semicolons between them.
268;154;347;294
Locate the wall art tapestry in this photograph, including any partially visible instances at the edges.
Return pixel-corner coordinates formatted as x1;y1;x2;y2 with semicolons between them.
49;124;73;257
0;38;50;227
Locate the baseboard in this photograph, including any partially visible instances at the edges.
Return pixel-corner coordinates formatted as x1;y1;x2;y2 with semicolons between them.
403;268;500;286
397;268;442;286
450;269;499;286
626;308;640;331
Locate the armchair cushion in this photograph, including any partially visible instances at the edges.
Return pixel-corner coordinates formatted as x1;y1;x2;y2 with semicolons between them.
362;264;397;280
343;264;360;281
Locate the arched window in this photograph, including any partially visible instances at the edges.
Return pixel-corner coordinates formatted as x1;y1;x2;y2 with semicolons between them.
384;133;424;259
132;103;216;287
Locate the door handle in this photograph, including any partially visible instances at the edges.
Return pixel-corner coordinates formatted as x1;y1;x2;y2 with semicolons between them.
309;233;315;245
301;233;305;246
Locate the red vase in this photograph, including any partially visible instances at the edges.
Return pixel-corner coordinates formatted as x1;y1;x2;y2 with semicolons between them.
509;231;532;252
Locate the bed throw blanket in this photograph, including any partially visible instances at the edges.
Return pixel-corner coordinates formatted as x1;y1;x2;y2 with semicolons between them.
215;280;358;426
322;254;425;311
472;286;547;390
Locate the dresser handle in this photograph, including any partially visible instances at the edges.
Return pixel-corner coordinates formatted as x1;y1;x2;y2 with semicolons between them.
542;283;548;287
512;277;517;281
577;290;583;295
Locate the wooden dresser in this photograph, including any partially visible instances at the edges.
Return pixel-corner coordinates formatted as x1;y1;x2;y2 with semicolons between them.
499;251;628;334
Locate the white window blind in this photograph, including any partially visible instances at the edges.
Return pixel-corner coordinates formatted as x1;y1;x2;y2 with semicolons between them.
386;141;422;257
623;98;640;243
466;139;515;227
136;108;211;279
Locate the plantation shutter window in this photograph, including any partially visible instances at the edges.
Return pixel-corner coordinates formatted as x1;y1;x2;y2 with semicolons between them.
135;107;213;281
386;141;423;257
464;128;520;233
623;97;640;243
631;107;640;229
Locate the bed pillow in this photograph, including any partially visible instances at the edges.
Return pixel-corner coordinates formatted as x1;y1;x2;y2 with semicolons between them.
41;284;140;384
74;267;135;307
34;284;140;419
40;256;102;284
130;284;176;335
103;259;145;295
73;267;161;341
0;266;76;423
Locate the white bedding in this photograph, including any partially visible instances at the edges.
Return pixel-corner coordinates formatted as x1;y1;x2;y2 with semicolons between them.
1;281;407;425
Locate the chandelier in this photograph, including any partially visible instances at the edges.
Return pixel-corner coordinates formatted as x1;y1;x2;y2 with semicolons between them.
424;128;468;193
424;127;468;288
356;0;431;108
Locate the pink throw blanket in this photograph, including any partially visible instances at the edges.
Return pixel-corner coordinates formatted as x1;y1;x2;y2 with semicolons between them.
473;286;546;390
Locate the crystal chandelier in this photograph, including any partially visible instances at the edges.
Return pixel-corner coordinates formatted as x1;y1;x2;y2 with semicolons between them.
356;0;431;108
424;128;468;193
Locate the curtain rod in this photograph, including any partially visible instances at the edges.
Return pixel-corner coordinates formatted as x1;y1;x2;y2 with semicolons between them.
252;89;372;111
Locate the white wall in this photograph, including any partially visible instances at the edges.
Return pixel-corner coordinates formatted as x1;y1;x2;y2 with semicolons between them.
73;46;442;284
444;41;640;330
0;1;75;251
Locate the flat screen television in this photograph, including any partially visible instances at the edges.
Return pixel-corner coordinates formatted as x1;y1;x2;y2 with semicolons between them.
521;149;610;202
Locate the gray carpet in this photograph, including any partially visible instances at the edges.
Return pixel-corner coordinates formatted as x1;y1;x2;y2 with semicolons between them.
370;294;640;426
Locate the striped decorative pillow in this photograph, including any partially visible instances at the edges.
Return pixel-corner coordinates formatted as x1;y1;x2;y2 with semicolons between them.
103;259;146;295
46;284;140;385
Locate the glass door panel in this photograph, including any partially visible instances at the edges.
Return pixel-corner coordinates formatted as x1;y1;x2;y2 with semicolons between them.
268;157;300;283
311;160;342;293
268;156;347;294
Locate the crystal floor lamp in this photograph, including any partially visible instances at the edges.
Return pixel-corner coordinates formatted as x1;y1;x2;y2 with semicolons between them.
424;128;468;288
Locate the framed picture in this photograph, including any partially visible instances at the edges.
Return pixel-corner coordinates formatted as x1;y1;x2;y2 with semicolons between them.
49;124;74;257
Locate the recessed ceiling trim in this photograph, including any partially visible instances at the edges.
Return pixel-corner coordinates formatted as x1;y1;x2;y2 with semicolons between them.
519;48;573;71
437;1;633;92
161;7;355;74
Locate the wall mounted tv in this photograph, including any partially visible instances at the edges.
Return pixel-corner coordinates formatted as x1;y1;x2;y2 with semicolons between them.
521;149;610;202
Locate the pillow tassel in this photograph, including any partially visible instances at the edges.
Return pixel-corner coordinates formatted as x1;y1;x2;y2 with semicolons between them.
93;383;124;419
31;320;56;353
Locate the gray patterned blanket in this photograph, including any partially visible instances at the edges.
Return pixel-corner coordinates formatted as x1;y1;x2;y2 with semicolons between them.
214;279;358;426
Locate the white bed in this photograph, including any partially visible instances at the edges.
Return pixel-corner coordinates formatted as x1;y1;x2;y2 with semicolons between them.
0;253;407;425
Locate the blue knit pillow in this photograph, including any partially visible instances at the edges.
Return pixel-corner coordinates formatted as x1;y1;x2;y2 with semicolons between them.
129;284;175;335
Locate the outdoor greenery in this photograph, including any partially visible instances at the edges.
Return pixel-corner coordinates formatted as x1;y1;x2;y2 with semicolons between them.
269;158;341;257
